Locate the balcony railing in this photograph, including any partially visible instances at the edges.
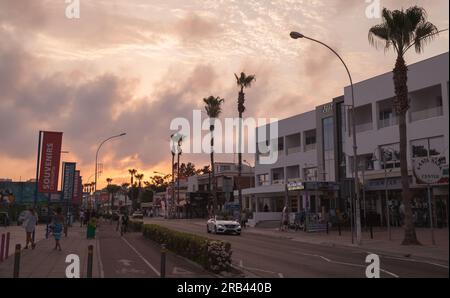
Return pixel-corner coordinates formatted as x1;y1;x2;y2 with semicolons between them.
272;179;285;185
378;116;398;129
304;143;316;151
410;106;443;122
287;147;301;155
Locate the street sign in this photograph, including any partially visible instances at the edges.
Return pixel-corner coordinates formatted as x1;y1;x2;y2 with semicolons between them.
413;157;445;185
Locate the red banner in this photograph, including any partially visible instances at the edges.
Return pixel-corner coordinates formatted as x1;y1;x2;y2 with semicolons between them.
38;131;63;193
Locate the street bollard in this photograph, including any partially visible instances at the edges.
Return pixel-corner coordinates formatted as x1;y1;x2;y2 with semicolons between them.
13;244;21;278
160;244;166;278
326;222;329;235
5;232;10;259
87;245;94;278
0;234;5;262
370;224;374;239
338;223;341;236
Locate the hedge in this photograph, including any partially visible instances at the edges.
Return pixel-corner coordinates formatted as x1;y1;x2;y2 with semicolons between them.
129;220;143;232
142;224;232;273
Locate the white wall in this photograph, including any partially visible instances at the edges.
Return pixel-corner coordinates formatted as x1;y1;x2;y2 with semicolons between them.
343;53;449;175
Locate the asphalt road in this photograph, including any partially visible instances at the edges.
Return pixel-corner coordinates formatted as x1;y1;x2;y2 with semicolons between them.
96;222;213;278
143;218;449;278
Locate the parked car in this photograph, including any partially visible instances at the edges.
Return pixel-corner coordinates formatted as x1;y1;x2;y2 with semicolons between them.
207;216;241;235
0;212;9;227
131;211;143;220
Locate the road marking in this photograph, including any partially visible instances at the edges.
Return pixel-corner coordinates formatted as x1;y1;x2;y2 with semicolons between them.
118;259;133;266
237;260;284;278
172;267;194;275
95;238;105;278
297;252;399;278
366;251;449;269
121;237;160;276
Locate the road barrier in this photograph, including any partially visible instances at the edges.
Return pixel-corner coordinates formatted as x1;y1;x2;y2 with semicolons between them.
13;244;21;278
87;245;93;278
0;233;5;262
160;244;166;278
5;233;10;259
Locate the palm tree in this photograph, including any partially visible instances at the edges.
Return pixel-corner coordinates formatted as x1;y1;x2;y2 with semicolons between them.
106;178;113;185
204;95;225;215
234;72;255;207
369;6;439;245
128;169;137;187
135;173;144;188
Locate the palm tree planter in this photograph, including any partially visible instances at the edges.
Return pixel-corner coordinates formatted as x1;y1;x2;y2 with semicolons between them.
234;72;255;209
204;96;225;215
369;6;440;245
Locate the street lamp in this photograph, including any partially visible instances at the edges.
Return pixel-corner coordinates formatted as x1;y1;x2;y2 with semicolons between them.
291;31;362;245
372;146;397;241
94;133;126;210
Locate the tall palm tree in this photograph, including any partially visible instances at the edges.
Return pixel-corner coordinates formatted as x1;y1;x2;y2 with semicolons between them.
106;178;113;185
369;6;439;245
204;95;225;215
234;72;255;208
128;169;137;187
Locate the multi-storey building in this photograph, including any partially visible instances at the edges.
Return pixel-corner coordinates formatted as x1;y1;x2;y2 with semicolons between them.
243;52;449;228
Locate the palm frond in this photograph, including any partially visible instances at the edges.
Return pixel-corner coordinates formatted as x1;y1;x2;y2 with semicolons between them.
413;22;439;53
203;95;225;118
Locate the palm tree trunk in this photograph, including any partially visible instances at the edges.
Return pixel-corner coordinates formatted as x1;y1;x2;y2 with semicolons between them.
393;55;420;245
238;89;245;210
171;153;175;219
210;125;217;215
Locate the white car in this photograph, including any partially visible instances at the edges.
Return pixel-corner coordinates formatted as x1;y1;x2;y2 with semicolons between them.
206;216;241;235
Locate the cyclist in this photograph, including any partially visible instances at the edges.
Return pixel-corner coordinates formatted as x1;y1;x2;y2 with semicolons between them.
120;212;129;235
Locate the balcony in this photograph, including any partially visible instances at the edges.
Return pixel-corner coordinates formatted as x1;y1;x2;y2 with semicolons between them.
287;146;301;155
272;179;285;185
304;143;316;151
378;115;398;129
410;106;443;122
355;122;373;133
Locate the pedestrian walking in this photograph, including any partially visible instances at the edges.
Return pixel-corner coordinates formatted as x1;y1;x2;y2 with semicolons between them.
52;207;65;251
23;207;38;249
281;206;289;231
79;210;85;227
87;212;98;239
240;209;247;229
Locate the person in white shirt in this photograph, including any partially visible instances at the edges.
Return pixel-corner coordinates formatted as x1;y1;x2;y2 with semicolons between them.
23;208;38;249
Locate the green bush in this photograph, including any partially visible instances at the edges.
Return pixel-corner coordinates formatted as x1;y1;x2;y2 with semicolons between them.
129;220;143;232
142;224;232;273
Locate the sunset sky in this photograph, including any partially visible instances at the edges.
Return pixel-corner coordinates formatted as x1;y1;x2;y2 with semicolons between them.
0;0;448;188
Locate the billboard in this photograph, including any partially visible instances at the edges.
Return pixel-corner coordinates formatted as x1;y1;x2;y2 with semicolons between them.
38;131;63;193
62;162;76;202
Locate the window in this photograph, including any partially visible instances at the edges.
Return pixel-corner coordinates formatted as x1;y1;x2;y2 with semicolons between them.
277;137;284;152
409;85;443;122
323;117;335;181
304;168;318;181
219;165;231;172
380;143;400;169
257;174;269;186
412;136;445;158
304;129;316;151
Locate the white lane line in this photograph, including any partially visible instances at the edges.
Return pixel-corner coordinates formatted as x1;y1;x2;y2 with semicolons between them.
121;237;160;276
298;252;399;278
366;251;449;269
237;260;284;278
96;238;105;278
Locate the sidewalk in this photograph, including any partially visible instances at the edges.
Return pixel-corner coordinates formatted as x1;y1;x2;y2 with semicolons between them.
0;225;100;278
246;226;449;263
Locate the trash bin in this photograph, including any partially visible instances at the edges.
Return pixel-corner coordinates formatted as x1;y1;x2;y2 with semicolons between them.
87;217;97;239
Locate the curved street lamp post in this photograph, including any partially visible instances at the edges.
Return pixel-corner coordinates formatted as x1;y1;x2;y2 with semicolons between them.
291;31;362;245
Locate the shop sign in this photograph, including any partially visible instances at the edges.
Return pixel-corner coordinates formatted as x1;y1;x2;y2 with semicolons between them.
288;181;305;191
413;157;445;185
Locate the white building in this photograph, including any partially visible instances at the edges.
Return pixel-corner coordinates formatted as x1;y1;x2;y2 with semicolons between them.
243;52;449;228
